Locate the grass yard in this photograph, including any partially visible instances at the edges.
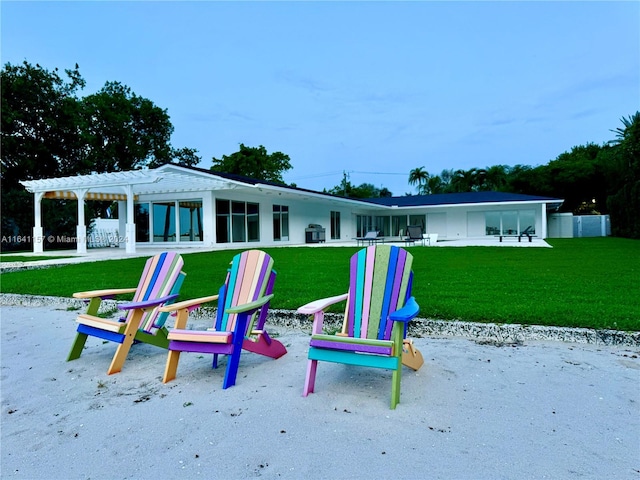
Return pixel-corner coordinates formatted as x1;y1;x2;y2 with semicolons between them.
0;238;638;331
0;255;72;262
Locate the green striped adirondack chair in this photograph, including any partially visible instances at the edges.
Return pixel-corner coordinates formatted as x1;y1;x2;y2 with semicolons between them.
298;245;420;409
159;249;286;389
67;251;185;375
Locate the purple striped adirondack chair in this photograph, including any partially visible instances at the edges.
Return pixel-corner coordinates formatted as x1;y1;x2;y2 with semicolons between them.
159;249;286;389
67;251;185;375
297;245;420;409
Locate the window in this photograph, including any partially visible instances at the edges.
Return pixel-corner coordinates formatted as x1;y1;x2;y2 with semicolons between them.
153;202;176;242
135;203;150;242
216;199;230;243
273;205;289;241
179;200;203;241
216;199;260;243
375;216;390;236
136;200;203;243
485;210;536;236
357;215;394;237
520;211;535;234
502;211;518;235
392;215;407;236
356;215;373;237
330;211;341;240
485;212;500;235
232;201;246;242
247;202;260;242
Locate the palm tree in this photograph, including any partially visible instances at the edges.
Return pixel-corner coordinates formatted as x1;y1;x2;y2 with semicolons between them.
484;165;509;191
427;175;445;194
610;112;640;145
408;167;429;194
451;169;476;192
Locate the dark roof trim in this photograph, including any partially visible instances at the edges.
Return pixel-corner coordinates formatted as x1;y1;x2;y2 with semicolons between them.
361;191;563;207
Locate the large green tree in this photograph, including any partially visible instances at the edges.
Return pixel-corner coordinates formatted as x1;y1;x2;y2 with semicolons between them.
1;61;86;250
81;81;173;172
607;112;640;238
1;61;189;251
325;181;392;199
1;61;86;187
211;144;292;184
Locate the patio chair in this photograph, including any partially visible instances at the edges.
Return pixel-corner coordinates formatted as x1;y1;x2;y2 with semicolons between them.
403;225;424;245
297;244;421;409
355;231;384;246
67;251;185;375
160;249;286;389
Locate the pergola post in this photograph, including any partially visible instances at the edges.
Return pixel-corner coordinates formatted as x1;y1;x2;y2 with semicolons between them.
33;192;44;253
125;184;136;253
74;189;89;254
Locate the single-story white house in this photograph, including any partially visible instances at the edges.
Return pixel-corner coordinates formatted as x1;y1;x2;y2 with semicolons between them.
20;163;564;254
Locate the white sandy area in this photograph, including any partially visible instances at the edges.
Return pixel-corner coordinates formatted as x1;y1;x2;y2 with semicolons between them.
1;305;639;480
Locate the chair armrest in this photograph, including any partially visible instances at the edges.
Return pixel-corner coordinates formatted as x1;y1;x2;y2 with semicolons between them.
389;297;420;323
73;288;137;299
158;295;219;313
297;293;348;315
225;294;274;315
119;294;180;311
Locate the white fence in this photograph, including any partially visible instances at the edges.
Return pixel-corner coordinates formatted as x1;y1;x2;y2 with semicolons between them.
548;213;611;238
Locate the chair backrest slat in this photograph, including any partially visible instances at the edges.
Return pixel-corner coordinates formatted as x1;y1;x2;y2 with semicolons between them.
126;252;185;332
219;250;274;335
345;245;413;341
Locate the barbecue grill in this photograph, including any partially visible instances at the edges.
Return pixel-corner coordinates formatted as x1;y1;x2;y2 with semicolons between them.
305;224;326;243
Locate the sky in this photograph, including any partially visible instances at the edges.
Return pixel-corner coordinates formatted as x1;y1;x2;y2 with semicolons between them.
2;1;639;196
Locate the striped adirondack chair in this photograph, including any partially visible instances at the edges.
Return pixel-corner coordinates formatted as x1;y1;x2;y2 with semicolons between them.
160;249;286;389
67;251;185;375
297;245;420;409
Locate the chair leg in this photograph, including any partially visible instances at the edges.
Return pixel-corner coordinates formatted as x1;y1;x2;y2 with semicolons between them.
303;359;318;396
222;348;242;389
242;334;287;359
212;353;219;369
390;367;401;409
107;335;135;375
67;332;88;361
163;350;182;383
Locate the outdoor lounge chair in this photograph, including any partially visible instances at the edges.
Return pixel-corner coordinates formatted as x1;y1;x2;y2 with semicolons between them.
159;249;286;389
297;244;421;409
403;225;424;245
497;225;536;242
67;251;185;375
355;230;384;246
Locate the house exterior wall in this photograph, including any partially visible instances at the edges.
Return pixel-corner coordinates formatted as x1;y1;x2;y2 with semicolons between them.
112;188;555;249
22;166;562;255
125;188;365;248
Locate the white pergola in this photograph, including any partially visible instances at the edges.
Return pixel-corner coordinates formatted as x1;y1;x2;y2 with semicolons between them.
20;164;242;254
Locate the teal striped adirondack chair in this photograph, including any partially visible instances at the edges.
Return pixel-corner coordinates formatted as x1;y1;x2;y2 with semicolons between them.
67;251;185;375
159;249;286;389
297;245;420;409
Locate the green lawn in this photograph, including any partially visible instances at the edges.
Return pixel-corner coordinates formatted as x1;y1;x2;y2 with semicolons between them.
0;255;72;262
1;238;638;331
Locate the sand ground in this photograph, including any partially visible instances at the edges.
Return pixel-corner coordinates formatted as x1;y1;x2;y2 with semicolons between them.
1;305;639;480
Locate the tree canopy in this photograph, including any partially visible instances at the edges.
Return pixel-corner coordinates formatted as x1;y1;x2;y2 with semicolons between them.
211;144;292;184
80;81;174;172
324;181;392;199
1;61;198;251
406;112;640;238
